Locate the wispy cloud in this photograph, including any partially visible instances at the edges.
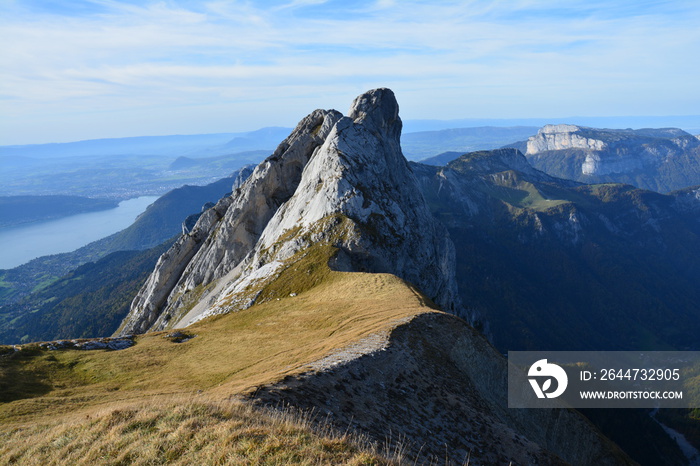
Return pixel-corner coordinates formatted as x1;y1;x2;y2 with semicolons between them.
1;0;698;144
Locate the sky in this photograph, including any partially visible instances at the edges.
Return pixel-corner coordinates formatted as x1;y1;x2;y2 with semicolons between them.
1;0;699;145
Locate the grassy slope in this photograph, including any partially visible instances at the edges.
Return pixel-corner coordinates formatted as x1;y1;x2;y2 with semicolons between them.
0;267;436;463
0;398;389;465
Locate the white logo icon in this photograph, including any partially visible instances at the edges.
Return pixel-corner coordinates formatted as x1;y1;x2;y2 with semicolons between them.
528;359;568;398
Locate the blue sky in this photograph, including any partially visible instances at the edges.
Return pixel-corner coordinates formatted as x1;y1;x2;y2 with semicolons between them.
1;0;699;145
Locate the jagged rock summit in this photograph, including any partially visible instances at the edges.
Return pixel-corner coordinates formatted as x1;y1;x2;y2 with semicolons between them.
119;88;461;335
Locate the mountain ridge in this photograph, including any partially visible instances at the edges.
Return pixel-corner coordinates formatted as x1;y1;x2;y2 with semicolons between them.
1;265;632;464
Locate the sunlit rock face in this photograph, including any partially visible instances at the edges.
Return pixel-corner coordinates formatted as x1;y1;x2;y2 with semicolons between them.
526;124;606;155
119;88;461;335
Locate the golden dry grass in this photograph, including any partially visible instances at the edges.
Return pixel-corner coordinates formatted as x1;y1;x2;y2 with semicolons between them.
0;396;394;465
1;272;435;422
0;252;440;464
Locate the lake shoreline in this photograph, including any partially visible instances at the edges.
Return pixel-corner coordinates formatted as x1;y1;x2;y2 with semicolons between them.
0;196;158;270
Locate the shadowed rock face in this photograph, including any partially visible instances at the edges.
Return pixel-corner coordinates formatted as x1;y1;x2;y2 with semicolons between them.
410;147;700;352
118;88;461;335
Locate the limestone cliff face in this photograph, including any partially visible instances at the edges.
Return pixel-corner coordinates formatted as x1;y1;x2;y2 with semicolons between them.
525;124;700;191
119;89;460;335
526;124;606;155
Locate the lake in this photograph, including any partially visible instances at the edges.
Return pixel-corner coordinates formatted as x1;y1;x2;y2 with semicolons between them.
0;196;159;269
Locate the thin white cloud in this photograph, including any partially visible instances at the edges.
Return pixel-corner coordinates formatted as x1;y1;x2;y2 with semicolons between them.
1;0;699;144
275;0;330;10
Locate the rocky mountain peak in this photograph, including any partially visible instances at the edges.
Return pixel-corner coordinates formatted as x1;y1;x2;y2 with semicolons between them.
118;89;461;335
347;87;402;141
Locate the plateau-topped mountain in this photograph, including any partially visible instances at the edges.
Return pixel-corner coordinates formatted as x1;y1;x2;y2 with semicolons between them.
523;124;700;192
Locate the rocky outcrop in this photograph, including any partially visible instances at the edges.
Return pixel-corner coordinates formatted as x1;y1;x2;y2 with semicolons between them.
525;124;700;192
231;164;255;191
119;195;234;335
118;108;342;335
36;336;134;351
118;89;461;335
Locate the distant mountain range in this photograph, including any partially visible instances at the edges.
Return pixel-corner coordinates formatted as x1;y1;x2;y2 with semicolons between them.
0;133;242;159
0;129;284;199
402;115;700;135
419;124;700;195
5;119;697;198
168;150;268;171
1;125;542;198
